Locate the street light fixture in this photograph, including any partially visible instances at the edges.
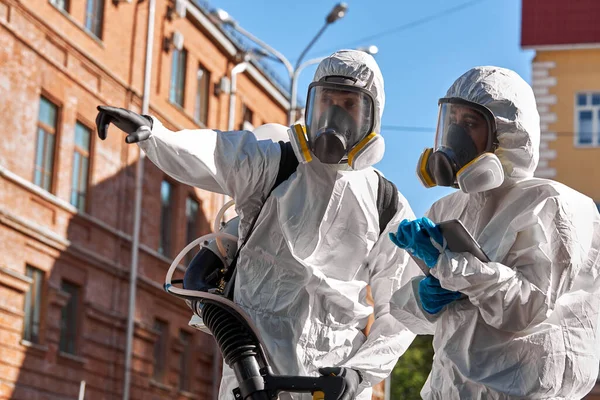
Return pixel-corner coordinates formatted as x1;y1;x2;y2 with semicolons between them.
357;45;379;55
295;2;348;68
211;3;349;125
290;3;348;122
326;2;348;24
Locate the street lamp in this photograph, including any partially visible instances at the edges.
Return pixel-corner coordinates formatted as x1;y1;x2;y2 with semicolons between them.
211;3;348;125
293;2;348;83
326;3;348;24
357;45;379;55
290;2;348;123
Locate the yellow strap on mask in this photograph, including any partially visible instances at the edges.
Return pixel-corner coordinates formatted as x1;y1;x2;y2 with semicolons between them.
418;148;436;188
348;132;377;167
293;124;312;163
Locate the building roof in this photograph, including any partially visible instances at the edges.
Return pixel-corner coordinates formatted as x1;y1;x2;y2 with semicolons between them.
521;0;600;48
190;0;294;106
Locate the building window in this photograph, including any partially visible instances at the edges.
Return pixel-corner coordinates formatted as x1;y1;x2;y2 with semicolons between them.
85;0;104;38
576;92;600;146
71;122;91;212
185;197;199;264
169;48;187;107
239;103;254;130
159;180;173;257
179;330;192;391
34;96;59;192
194;65;210;125
59;281;80;355
153;319;168;382
50;0;69;12
23;266;44;344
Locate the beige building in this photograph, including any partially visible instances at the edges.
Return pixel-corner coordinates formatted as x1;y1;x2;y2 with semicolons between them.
521;0;600;397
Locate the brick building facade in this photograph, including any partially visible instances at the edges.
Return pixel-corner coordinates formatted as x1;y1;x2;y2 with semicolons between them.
0;0;290;398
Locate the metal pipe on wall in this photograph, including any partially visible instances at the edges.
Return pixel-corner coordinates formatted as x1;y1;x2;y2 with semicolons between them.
122;0;155;398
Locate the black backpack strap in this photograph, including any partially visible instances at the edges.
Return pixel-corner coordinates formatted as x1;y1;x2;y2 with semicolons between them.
273;141;299;189
375;171;399;236
222;141;298;298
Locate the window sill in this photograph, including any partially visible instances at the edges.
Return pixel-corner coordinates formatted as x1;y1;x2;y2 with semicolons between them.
167;101;207;129
48;2;105;48
179;389;196;398
149;379;173;392
57;350;87;366
0;164;133;243
20;339;49;355
168;99;186;113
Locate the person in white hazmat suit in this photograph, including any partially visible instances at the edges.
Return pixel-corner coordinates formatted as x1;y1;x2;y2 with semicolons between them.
95;50;420;400
388;66;600;399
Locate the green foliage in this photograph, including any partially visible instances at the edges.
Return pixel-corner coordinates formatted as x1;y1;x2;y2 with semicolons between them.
389;335;434;400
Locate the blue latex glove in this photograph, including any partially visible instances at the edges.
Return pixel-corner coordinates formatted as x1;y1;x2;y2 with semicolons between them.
388;217;445;267
419;275;462;314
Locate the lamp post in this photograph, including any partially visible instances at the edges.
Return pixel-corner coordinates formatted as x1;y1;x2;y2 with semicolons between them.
211;3;348;125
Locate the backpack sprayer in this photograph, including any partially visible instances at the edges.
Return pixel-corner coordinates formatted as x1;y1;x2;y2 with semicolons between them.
164;200;345;400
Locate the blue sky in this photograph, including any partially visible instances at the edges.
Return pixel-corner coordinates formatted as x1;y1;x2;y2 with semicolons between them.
208;0;535;216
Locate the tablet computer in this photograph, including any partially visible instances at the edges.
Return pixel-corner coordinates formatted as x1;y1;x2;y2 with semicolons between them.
438;219;490;262
407;219;490;276
409;254;432;276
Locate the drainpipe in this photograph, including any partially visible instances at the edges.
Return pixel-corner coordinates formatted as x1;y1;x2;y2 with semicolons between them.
122;0;155;398
227;60;249;131
210;58;249;398
216;59;249;219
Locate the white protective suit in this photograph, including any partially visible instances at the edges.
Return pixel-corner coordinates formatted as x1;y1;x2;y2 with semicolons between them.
390;66;600;399
140;51;419;399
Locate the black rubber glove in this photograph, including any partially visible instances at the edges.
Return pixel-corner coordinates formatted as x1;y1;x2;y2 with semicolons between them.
319;367;362;400
95;105;153;143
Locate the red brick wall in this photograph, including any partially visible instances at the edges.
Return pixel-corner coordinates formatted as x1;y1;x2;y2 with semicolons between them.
0;0;288;398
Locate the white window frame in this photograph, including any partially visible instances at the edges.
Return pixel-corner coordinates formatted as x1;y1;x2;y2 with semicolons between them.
574;92;600;147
